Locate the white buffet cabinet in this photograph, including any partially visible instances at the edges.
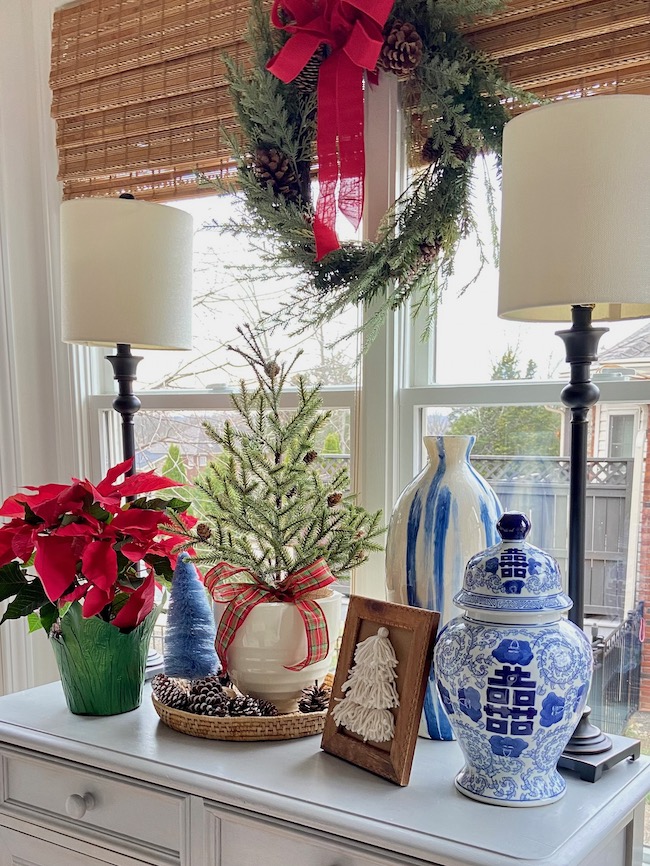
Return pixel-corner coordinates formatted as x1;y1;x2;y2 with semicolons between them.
0;683;648;866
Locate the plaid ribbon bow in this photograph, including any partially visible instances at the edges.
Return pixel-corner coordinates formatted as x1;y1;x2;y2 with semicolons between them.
205;558;335;673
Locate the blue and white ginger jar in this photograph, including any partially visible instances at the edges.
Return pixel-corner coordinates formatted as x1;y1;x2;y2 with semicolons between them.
434;511;592;807
385;435;501;739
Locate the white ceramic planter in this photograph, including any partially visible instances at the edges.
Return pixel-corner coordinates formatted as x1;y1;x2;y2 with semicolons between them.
215;591;342;712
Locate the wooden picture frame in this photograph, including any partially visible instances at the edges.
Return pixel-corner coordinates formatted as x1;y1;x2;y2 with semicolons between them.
321;596;439;786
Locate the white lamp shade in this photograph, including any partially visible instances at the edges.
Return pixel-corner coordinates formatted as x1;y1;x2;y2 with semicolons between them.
61;198;194;349
498;95;650;323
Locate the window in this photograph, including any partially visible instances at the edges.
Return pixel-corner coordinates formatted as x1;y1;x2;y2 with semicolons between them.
608;414;636;459
4;10;650;828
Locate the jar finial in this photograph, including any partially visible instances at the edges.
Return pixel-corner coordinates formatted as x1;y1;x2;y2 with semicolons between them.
496;511;531;541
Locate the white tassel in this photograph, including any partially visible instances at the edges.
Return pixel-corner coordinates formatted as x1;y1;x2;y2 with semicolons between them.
332;626;399;743
332;702;395;743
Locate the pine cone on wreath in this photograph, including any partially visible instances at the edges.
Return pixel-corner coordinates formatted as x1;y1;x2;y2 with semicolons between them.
421;137;442;166
377;21;423;79
298;680;331;713
151;674;190;710
294;44;327;93
228;695;264;717
253;147;302;204
419;236;443;264
451;139;476;163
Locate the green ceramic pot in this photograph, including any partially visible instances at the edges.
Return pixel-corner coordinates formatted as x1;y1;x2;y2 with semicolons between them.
49;601;157;716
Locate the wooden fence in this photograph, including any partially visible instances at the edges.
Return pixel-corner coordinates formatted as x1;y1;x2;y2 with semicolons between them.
473;457;633;618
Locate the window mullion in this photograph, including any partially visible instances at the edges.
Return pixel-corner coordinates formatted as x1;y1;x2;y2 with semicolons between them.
354;76;402;598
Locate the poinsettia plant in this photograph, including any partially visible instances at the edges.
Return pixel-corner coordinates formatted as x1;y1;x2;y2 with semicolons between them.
0;459;192;633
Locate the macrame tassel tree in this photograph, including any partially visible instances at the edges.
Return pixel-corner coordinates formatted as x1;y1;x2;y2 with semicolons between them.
332;627;399;743
163;553;219;680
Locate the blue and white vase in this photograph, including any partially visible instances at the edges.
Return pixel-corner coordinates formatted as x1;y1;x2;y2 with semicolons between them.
434;512;592;806
385;435;501;739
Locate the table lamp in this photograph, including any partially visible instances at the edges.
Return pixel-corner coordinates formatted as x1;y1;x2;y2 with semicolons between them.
497;95;650;778
60;196;194;475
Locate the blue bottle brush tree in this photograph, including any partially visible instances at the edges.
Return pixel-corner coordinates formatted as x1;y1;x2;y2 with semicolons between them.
164;553;219;680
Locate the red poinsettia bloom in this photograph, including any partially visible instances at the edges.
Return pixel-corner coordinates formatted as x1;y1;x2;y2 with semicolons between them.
0;458;189;631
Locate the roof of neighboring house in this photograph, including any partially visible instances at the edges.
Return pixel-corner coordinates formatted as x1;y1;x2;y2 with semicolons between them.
599;322;650;363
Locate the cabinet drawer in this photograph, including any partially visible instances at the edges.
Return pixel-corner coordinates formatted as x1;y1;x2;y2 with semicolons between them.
0;749;187;861
214;810;416;866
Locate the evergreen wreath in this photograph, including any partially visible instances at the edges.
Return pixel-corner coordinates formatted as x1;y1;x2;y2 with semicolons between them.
211;0;535;339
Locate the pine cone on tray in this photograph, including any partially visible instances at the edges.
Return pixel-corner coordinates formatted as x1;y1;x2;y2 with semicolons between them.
190;674;224;692
151;674;190;710
256;699;281;717
186;694;229;716
228;695;265;717
187;677;229;715
298;680;331;713
377;21;423;79
253;147;302;204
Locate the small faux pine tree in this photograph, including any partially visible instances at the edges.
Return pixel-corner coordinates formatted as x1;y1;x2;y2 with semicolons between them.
163;553;219;679
178;327;383;585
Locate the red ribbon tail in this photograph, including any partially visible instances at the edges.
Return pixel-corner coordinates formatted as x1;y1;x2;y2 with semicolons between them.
336;53;365;229
313;53;342;260
314;208;340;261
266;31;324;83
284;599;331;671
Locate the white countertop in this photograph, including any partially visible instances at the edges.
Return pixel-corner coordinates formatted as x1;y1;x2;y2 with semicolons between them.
0;682;648;866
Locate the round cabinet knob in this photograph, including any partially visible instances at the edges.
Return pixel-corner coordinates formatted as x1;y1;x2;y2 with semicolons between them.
65;792;95;819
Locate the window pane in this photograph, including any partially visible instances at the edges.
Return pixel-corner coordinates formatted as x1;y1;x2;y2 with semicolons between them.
431;160;645;385
132;195;359;390
132;407;352;516
608;414;635;459
421;401;647;740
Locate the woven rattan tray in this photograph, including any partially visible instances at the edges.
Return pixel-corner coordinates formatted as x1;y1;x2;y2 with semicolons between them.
152;694;327;741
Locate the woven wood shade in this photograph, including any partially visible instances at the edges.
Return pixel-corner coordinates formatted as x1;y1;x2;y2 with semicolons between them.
463;0;650;101
50;0;252;200
51;0;650;201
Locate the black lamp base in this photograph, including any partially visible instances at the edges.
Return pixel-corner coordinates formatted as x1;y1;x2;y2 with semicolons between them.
562;704;612;754
558;732;641;783
555;305;620;767
105;342;143;475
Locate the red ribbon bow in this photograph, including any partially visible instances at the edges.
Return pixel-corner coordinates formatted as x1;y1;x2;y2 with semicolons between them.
205;557;335;673
267;0;394;261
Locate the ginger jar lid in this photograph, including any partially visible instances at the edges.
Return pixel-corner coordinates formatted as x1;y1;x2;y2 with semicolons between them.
454;511;572;614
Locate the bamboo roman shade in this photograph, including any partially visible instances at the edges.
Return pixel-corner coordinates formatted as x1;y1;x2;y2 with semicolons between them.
463;0;650;101
50;0;252;200
51;0;650;201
